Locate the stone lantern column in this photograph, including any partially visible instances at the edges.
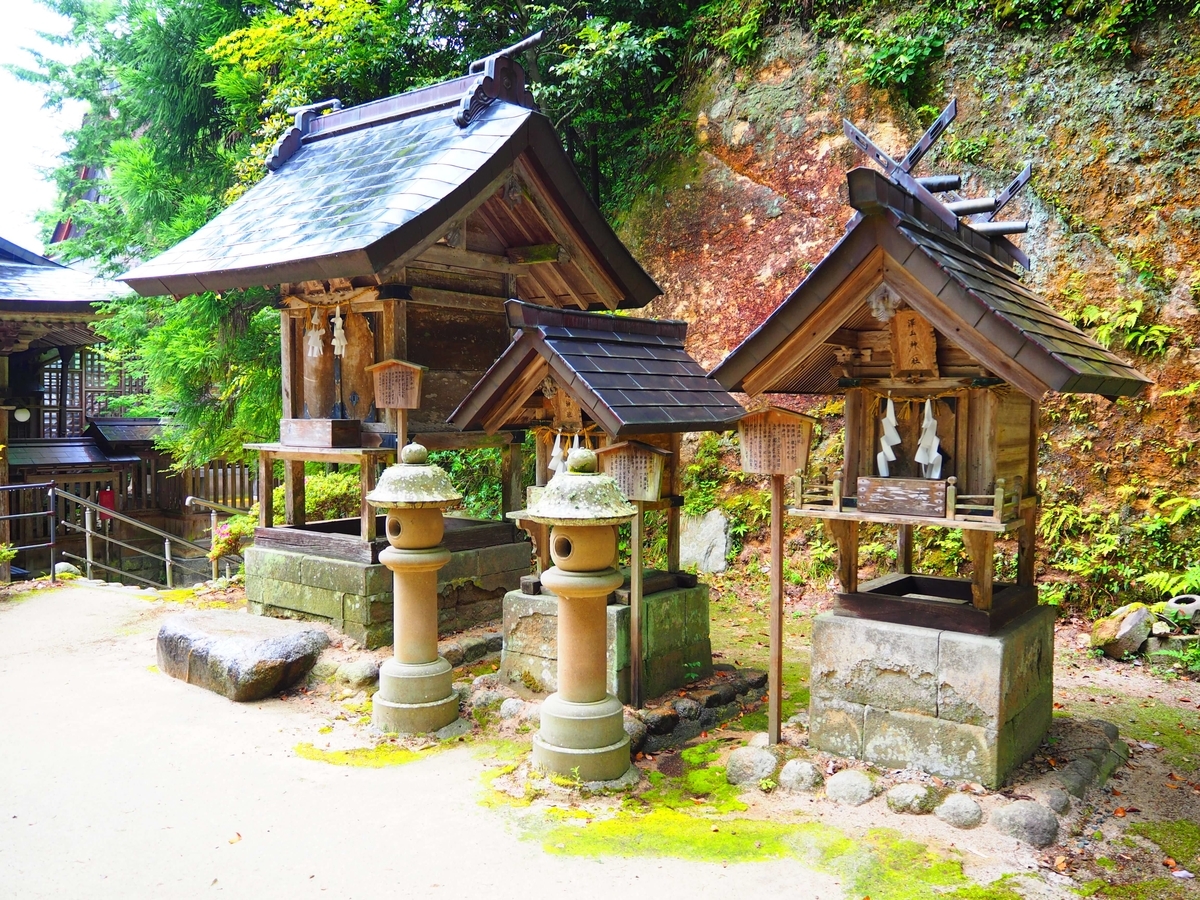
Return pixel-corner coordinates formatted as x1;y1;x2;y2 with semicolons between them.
517;448;635;782
367;443;463;734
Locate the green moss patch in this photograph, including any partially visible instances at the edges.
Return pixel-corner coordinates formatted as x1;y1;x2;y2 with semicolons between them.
1128;819;1200;867
1077;878;1193;899
544;807;795;862
293;741;435;767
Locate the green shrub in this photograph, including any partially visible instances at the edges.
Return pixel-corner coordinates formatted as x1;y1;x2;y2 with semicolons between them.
864;30;945;100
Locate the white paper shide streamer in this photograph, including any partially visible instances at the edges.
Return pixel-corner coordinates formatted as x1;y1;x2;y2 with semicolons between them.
914;399;942;479
331;305;348;356
877;396;902;477
547;431;564;477
305;307;325;357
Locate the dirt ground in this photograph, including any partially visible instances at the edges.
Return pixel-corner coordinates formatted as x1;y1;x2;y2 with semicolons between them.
2;580;1197;899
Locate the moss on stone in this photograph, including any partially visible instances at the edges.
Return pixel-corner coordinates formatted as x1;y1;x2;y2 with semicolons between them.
293;741;435;767
1066;691;1200;770
1076;878;1193;899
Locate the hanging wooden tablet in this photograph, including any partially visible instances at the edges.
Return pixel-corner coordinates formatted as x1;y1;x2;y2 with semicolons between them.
738;407;817;476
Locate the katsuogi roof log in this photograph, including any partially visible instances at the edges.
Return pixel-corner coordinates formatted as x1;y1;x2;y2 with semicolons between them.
450;301;746;437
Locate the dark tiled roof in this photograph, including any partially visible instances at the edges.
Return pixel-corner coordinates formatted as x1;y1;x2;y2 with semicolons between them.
119;55;660;308
712;168;1151;399
451;301;745;436
7;439;139;469
0;260;122;311
85;418;164;448
894;213;1149;395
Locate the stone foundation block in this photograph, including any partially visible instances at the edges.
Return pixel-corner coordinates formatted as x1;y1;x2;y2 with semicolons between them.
810;615;939;715
809;608;1054;787
809;696;866;759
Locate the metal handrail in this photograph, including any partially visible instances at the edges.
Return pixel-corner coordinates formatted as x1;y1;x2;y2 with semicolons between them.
56;489;210;555
0;482;58;581
185;496;250;516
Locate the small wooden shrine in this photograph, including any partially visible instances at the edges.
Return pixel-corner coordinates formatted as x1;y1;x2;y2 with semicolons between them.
119;37;663;646
714;102;1151;783
714;101;1151;635
451;300;745;703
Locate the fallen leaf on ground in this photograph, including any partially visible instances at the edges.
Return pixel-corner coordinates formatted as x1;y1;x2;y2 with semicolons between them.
1164;858;1178;867
1114;807;1127;817
229;833;241;844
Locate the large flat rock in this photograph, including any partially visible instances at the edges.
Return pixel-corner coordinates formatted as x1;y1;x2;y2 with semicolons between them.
157;610;329;702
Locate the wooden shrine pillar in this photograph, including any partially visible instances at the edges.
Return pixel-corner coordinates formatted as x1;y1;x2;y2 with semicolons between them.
825;519;859;593
897;523;913;574
768;474;785;744
963;530;995;610
1017;502;1037;588
501;439;524;515
284;460;305;526
666;432;681;573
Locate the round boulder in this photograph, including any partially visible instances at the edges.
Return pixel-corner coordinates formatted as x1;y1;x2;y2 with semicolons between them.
54;561;82;576
748;732;770;748
886;783;938;814
623;712;648;754
335;658;380;689
991;800;1059;848
825;769;874;806
779;759;823;793
934;792;983;829
1091;603;1152;659
725;746;777;785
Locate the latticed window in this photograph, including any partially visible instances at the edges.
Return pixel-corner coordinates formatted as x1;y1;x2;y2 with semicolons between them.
37;348;145;437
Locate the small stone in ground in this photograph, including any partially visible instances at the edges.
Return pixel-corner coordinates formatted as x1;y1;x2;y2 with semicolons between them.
779;759;822;792
440;642;465;667
434;718;472;740
54;562;82;576
470;689;507;709
499;698;525;719
1042;788;1071;814
623;713;647;754
335;659;379;689
934;793;983;829
725;747;777;785
309;659;339;682
460;635;489;662
825;769;874;806
673;698;701;721
748;732;770;748
991;800;1059;848
786;711;809;729
640;707;679;735
886;783;938;814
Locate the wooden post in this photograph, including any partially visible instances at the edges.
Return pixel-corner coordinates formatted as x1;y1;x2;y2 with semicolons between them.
258;451;273;528
963;529;995;610
897;523;913;575
501;439;524;515
666;433;682;572
361;453;378;541
1018;502;1037;588
630;500;644;708
825;519;859;593
769;474;785;745
284;460;305;527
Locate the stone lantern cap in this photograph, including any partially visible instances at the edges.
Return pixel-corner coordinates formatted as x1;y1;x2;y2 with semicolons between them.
517;448;635;526
366;442;462;509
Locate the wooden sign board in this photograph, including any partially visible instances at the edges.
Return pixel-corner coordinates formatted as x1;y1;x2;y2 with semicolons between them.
280;418;362;448
858;476;947;517
365;359;426;410
738;407;816;476
596;440;671;502
890;309;939;378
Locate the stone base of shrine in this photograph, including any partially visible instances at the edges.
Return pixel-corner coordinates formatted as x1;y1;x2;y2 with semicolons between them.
244;518;531;649
499;579;713;702
808;605;1054;788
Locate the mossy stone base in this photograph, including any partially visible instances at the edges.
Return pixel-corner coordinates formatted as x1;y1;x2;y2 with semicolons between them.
373;657;459;734
245;542;529;649
810;606;1054;788
534;693;630;782
499;583;713;701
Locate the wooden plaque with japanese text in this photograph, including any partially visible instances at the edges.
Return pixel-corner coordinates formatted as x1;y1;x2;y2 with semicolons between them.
738;408;816;476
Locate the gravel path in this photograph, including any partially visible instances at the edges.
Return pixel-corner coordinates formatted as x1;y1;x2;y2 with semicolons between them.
0;586;841;899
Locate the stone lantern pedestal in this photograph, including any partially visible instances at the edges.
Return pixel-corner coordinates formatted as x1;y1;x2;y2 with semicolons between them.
515;448;635;782
367;443;463;734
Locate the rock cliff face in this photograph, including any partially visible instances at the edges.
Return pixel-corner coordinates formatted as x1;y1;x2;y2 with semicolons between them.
617;14;1200;602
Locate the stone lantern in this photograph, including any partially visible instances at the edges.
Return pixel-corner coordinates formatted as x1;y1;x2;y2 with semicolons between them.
366;442;463;734
518;447;636;781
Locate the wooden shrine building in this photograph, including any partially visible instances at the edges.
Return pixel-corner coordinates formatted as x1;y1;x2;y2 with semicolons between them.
451;300;745;704
712;104;1150;783
118;37;666;646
